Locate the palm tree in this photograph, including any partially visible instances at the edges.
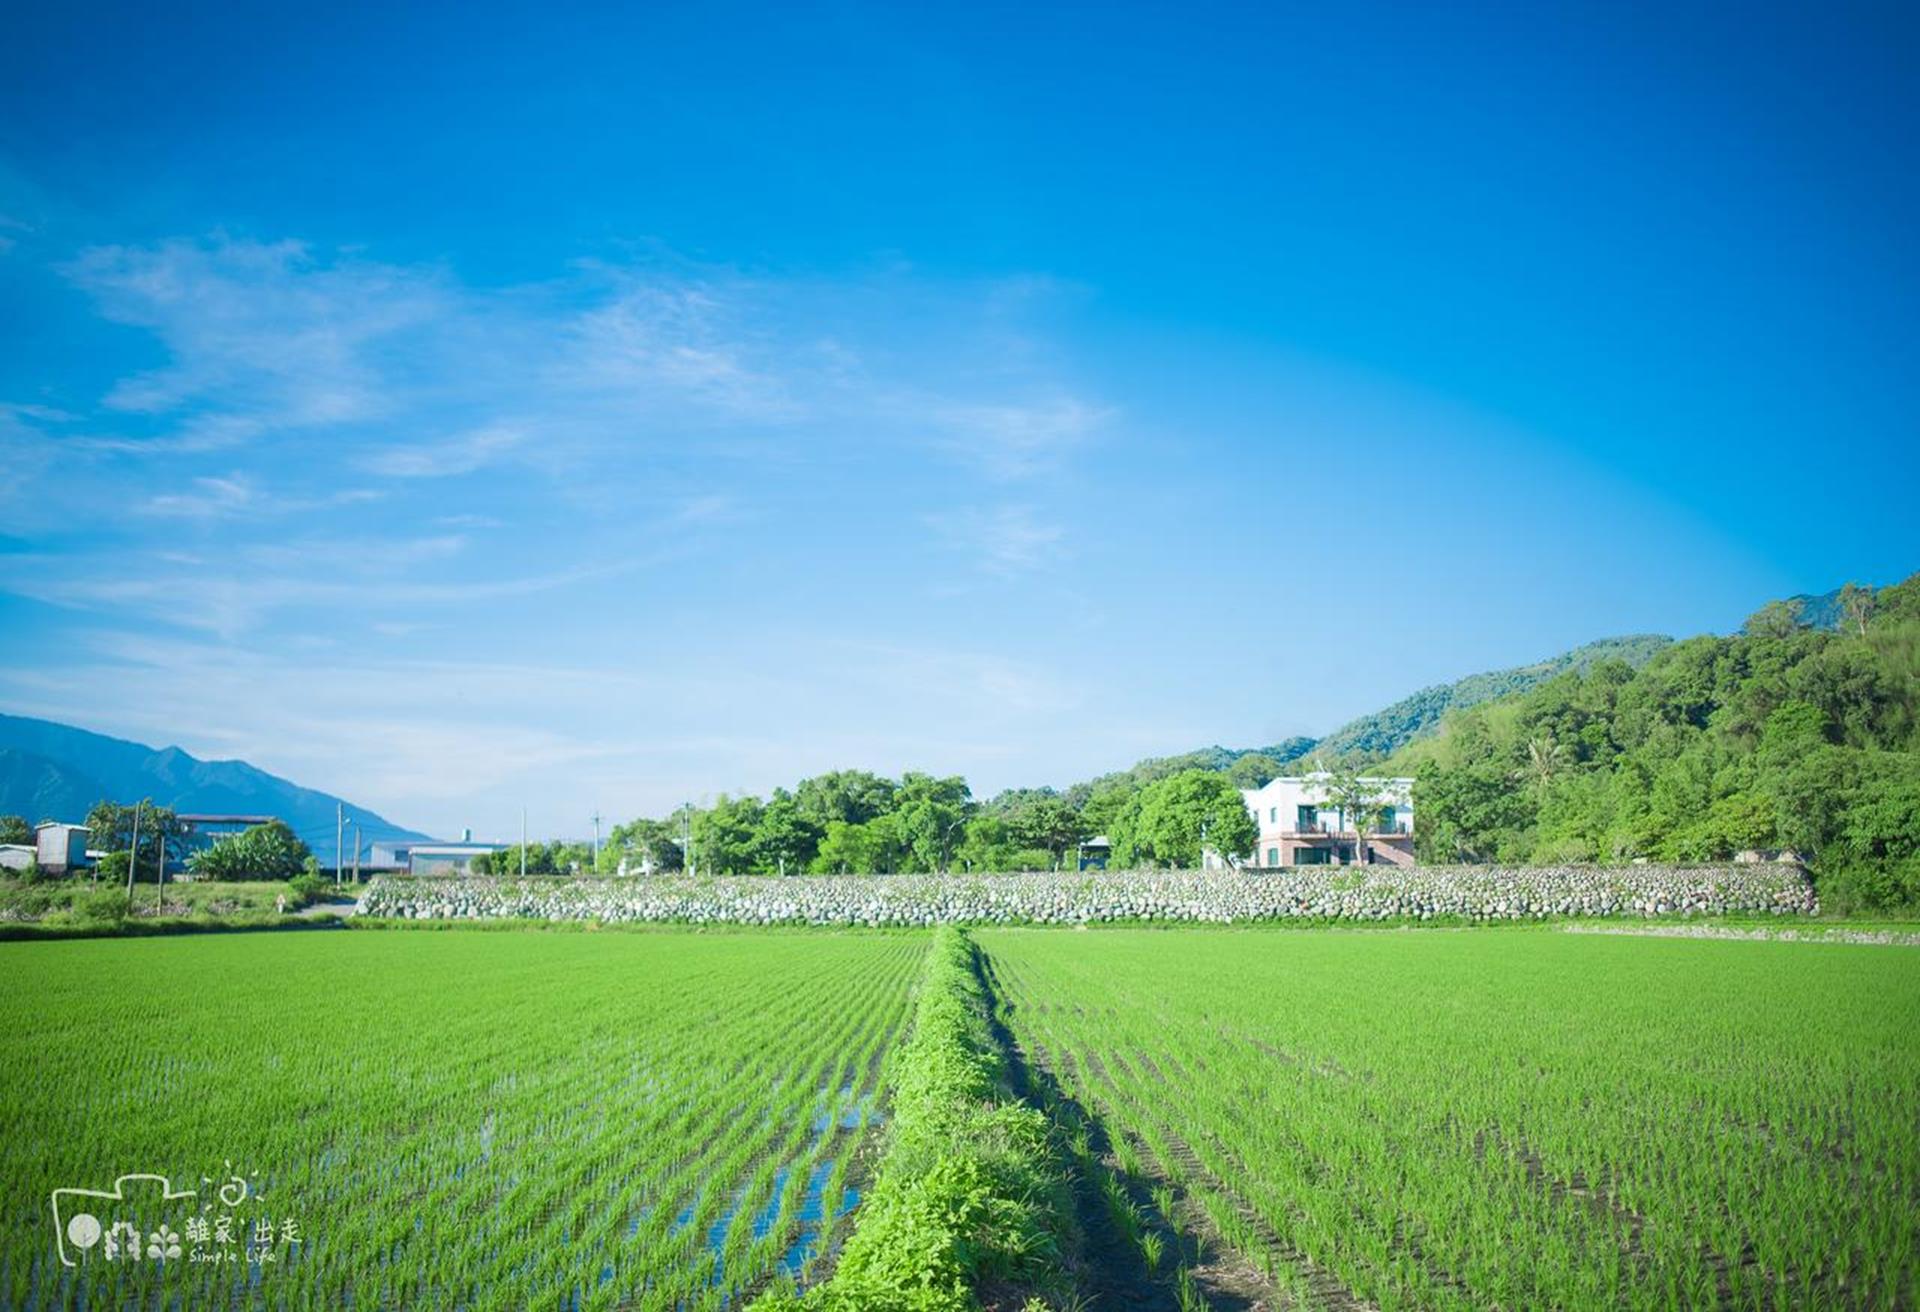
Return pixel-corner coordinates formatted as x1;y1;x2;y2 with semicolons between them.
1518;736;1571;800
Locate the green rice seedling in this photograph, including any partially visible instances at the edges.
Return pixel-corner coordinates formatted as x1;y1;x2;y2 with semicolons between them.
1174;1265;1211;1312
1139;1228;1165;1275
978;925;1920;1312
0;928;925;1309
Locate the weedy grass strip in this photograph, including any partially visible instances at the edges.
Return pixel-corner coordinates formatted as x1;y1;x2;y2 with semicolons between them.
756;926;1075;1312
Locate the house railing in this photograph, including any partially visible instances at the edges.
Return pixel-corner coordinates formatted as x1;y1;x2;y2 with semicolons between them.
1280;820;1412;837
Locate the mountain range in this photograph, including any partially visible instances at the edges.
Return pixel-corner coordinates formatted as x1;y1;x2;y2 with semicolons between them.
0;714;429;852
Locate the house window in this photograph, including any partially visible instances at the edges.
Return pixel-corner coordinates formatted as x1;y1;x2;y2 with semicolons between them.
1377;806;1396;832
1268;806;1276;824
1267;847;1279;866
1296;846;1330;865
1296;804;1316;831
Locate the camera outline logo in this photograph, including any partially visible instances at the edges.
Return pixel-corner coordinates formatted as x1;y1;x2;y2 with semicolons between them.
51;1173;199;1267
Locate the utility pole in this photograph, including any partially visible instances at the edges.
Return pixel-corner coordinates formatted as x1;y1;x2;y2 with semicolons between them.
335;802;344;888
124;801;143;900
520;808;527;879
591;811;602;869
683;803;693;878
153;817;166;908
350;823;362;883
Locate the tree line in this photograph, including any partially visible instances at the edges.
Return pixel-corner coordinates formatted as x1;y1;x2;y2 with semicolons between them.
581;765;1262;878
0;802;316;883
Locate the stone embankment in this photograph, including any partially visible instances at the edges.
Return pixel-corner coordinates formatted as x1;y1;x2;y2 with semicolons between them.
357;863;1816;926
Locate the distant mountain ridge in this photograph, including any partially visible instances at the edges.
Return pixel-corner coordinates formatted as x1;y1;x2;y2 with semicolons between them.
1786;586;1847;631
0;714;430;853
1110;634;1675;788
1311;634;1674;760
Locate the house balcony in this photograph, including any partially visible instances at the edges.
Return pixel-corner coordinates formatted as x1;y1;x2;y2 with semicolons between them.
1278;821;1412;838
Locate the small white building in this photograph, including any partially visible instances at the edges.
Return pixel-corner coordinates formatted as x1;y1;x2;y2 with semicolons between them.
34;823;92;876
1240;776;1415;868
367;838;506;876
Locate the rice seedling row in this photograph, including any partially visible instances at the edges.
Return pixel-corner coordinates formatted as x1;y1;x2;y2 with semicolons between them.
0;929;926;1310
978;928;1920;1311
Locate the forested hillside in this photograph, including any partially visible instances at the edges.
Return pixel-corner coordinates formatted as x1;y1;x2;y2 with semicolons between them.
1400;578;1918;908
1314;634;1673;759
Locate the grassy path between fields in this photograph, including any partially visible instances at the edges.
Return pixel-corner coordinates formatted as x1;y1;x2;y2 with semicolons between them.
759;928;1307;1312
752;926;1077;1311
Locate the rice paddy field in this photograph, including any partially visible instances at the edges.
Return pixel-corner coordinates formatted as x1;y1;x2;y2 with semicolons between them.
980;927;1920;1311
2;923;1916;1310
0;930;923;1310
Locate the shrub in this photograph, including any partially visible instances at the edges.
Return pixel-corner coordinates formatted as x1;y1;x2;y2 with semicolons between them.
1816;858;1920;916
76;889;130;924
92;851;130;886
287;873;328;908
187;821;312;881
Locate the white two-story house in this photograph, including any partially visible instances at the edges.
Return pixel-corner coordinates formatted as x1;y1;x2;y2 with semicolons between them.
1240;775;1415;867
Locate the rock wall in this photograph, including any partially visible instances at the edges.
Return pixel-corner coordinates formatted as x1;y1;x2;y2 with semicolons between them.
356;863;1816;926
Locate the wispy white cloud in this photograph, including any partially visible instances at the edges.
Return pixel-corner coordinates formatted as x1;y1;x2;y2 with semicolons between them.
139;474;382;520
3;233;1114;635
64;237;452;426
142;473;257;518
360;423;526;478
8;547;677;640
924;394;1112;479
928;503;1068;574
564;279;803;420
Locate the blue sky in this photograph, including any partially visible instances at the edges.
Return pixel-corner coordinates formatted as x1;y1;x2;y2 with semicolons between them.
1;1;1915;839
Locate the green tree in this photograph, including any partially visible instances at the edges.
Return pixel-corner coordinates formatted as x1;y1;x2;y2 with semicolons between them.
751;792;824;874
810;820;876;874
793;771;897;828
1838;582;1876;637
687;795;765;875
891;773;972;872
956;815;1018;872
1311;765;1409;865
1412;759;1531;863
1077;783;1137;840
1744;598;1805;640
1225;753;1283;789
474;843;566;877
598;817;683;873
84;799;189;876
186;820;312;881
1002;795;1084;865
808;815;907;874
0;815;29;845
1518;736;1572;801
1109;770;1256;869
